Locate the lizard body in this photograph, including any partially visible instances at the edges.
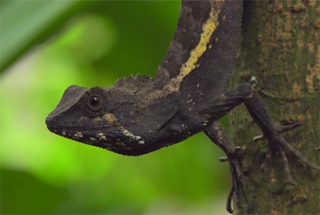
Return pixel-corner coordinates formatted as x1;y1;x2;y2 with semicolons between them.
46;0;319;213
47;0;243;156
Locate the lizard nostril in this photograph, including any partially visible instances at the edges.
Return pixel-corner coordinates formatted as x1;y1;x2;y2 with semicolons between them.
45;115;58;132
45;115;52;126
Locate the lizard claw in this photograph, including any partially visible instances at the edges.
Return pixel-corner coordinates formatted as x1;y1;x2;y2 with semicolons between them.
253;121;305;142
219;146;242;162
257;121;319;186
223;148;248;213
275;132;320;170
219;157;229;162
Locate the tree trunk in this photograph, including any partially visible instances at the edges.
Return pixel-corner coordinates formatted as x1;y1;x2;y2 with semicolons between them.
230;0;320;214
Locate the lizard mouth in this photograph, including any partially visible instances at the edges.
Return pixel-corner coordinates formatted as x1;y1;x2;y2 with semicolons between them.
46;115;173;156
45;115;127;148
46;119;119;148
46;114;119;132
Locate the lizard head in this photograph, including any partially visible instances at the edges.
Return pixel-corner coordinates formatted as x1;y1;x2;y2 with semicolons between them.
46;85;135;152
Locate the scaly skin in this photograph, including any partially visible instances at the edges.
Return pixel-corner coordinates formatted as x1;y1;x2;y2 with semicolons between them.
46;0;319;213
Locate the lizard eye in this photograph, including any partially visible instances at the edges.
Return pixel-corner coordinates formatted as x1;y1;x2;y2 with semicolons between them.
87;94;103;111
90;96;100;106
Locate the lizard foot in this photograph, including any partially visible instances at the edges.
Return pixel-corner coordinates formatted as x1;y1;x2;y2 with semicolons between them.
220;147;248;213
204;122;249;213
253;121;305;141
256;121;320;185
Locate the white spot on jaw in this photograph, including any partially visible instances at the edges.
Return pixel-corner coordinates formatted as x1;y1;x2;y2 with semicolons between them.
121;129;145;145
96;133;107;141
90;137;96;142
138;140;145;145
122;129;141;141
61;130;66;136
116;142;125;146
74;131;83;138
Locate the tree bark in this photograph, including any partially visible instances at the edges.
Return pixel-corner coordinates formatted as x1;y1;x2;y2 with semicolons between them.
230;0;320;214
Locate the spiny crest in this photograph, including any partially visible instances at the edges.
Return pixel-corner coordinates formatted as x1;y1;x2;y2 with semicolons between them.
114;74;155;90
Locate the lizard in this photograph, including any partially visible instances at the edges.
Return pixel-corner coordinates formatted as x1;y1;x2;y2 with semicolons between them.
46;0;320;213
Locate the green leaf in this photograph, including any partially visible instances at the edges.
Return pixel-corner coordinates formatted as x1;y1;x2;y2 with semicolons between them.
0;0;93;72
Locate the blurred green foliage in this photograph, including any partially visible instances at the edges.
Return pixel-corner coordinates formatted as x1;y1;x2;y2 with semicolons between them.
0;1;231;214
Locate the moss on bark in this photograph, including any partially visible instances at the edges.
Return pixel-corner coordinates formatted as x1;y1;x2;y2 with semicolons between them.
230;0;320;214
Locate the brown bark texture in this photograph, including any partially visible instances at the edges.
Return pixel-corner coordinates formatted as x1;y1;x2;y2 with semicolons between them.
230;0;320;214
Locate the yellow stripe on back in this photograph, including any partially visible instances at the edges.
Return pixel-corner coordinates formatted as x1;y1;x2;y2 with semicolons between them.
165;4;222;92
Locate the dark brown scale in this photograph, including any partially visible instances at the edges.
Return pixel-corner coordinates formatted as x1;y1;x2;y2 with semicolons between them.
46;0;320;213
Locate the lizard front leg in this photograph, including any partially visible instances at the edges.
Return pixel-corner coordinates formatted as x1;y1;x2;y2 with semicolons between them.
201;83;319;212
202;83;320;175
243;89;320;183
204;121;246;213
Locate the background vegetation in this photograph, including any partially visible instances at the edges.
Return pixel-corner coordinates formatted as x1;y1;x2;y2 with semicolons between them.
0;1;231;214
